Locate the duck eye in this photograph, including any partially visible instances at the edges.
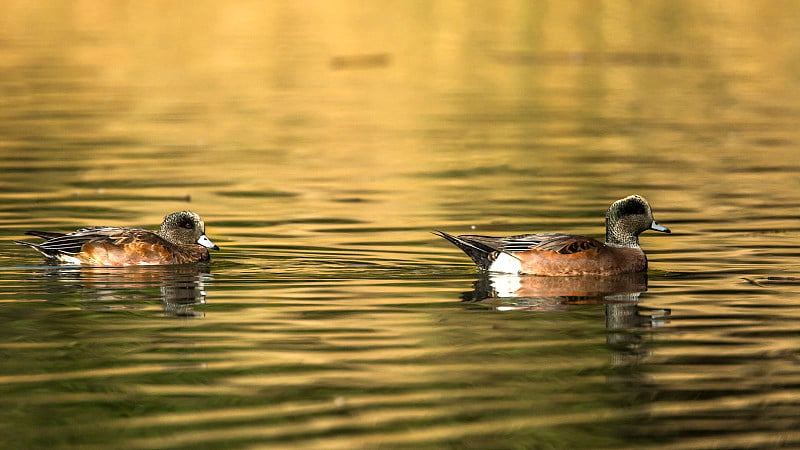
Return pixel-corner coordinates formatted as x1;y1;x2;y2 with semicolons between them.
178;218;194;229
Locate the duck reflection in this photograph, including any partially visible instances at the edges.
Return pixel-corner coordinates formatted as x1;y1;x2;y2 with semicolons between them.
38;265;211;317
462;272;670;366
461;272;649;309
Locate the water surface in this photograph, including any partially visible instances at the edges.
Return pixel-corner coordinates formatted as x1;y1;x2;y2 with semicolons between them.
2;1;800;448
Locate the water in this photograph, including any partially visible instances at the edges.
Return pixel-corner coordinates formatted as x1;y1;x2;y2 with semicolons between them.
2;1;800;448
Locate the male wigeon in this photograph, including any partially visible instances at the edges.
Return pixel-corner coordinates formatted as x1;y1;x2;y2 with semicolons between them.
434;195;670;276
16;211;219;266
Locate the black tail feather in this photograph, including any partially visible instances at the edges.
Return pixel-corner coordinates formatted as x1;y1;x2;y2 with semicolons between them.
25;231;66;240
433;230;497;270
16;231;74;259
14;240;57;258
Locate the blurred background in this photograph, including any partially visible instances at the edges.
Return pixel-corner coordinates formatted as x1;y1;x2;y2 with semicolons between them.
1;1;800;448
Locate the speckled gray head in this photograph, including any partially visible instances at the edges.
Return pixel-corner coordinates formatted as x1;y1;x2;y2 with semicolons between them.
159;211;219;250
605;195;670;248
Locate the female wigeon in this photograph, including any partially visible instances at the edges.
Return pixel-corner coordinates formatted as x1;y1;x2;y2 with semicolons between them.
434;195;670;276
16;211;219;266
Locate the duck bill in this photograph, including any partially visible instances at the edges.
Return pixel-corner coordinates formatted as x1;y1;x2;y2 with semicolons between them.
197;234;220;250
650;220;671;234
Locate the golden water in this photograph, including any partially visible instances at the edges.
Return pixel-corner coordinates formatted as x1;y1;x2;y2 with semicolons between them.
2;1;800;448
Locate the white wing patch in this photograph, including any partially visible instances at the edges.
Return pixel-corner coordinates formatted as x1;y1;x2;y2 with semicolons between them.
488;252;522;274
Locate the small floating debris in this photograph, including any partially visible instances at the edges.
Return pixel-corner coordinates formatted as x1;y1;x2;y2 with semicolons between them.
330;53;391;70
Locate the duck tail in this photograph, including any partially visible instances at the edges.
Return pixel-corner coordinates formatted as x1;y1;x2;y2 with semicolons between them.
432;230;497;271
24;231;66;240
14;240;55;258
15;231;69;259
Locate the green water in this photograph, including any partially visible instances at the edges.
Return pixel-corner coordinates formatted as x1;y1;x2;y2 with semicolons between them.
2;1;800;448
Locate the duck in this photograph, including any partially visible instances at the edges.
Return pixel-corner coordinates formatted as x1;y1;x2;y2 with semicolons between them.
434;195;669;276
16;211;219;266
